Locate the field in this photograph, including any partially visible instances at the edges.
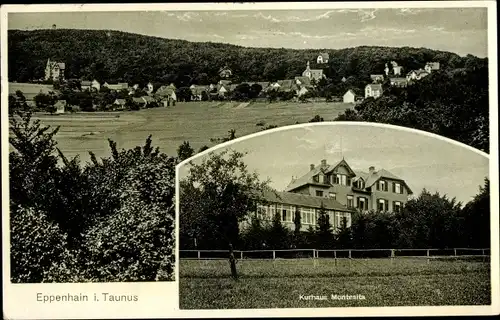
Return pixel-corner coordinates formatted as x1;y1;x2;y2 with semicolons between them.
9;82;57;100
18;101;352;161
179;258;491;309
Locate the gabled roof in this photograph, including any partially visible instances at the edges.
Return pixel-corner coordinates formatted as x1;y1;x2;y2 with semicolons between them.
156;85;176;97
285;159;356;192
355;169;413;194
81;81;92;86
408;69;429;76
57;63;65;69
142;95;155;103
54;100;66;107
191;85;209;95
295;76;311;86
262;190;353;212
370;74;384;79
133;97;147;104
366;83;383;90
344;89;356;96
318;52;330;60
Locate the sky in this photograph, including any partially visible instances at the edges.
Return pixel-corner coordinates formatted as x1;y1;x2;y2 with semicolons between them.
178;124;490;205
8;7;488;57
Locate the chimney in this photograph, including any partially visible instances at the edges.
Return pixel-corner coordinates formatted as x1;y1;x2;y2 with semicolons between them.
310;164;315;171
321;159;327;167
369;166;375;173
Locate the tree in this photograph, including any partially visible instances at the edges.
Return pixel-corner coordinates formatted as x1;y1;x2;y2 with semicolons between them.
315;203;333;249
9;110;60;212
33;92;57;112
177;141;195;161
461;178;490;248
179;149;271;279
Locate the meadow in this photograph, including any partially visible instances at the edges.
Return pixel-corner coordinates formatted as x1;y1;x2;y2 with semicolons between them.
26;101;351;161
179;258;491;309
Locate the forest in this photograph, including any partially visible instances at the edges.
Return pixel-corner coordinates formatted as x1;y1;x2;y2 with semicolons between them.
8;28;486;91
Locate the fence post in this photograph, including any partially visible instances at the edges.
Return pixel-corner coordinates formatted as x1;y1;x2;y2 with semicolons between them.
391;249;395;264
349;250;352;259
273;250;276;260
427;249;430;264
334;250;337;267
197;250;200;259
240;251;243;260
454;248;457;256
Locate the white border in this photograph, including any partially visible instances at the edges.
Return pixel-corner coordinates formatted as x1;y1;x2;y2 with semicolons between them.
2;1;498;319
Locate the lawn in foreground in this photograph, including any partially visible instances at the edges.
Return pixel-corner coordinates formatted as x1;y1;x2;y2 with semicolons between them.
179;258;491;309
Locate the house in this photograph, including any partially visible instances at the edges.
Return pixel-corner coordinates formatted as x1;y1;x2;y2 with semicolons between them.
424;62;440;73
389;77;408;87
45;59;65;81
302;61;325;81
393;65;403;76
146;82;154;93
406;69;429;81
103;82;128;91
365;83;383;98
343;90;356;103
285;158;412;213
370;74;384;83
113;99;127;110
132;97;148;107
219;66;233;79
317;52;329;64
54;100;66;114
156;84;177;106
276;79;298;93
296;86;309;97
81;79;101;92
247;190;355;232
294;76;312;87
190;85;209;101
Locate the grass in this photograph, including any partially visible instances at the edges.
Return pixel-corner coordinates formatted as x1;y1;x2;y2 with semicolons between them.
23;101;351;161
179;258;491;309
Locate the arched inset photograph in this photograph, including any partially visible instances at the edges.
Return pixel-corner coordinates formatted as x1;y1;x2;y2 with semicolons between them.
177;123;491;310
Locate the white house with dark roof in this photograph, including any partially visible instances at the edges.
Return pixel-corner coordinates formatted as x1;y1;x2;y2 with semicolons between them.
406;69;430;81
424;62;440;73
302;61;325;81
365;83;383;98
285;158;412;214
316;52;329;64
45;59;65;81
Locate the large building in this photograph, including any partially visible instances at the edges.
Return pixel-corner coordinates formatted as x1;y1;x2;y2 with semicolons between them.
248;158;412;233
44;59;65;82
285;158;412;213
302;61;325;82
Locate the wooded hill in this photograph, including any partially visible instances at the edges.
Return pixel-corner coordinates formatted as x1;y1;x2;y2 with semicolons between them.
8;29;486;88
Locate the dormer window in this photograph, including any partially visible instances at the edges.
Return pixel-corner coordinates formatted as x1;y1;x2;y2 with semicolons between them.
377;180;387;191
313;175;319;183
355;179;365;189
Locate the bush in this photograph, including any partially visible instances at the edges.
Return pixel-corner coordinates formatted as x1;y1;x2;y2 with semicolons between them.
10;206;80;283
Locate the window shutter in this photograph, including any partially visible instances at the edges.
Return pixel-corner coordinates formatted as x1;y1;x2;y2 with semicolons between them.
392;182;396;193
385;182;388;192
376;182;380;191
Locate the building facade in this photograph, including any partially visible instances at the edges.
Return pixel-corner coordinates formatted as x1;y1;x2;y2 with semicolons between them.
248;190;354;232
302;61;325;81
365;83;383;98
44;59;65;82
285;159;412;213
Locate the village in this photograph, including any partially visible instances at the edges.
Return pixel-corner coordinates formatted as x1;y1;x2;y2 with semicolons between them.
11;53;441;114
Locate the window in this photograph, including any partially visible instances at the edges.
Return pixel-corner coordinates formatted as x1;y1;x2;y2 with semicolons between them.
323;174;329;184
357;197;368;210
347;195;354;208
257;204;269;220
279;204;292;222
377;199;389;212
269;205;276;220
377;180;387;191
301;207;314;224
393;182;403;194
313;175;319;183
335;212;352;229
315;190;324;197
393;201;402;213
318;173;324;184
333;174;348;186
329;192;336;199
347;177;351;186
327;210;334;226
